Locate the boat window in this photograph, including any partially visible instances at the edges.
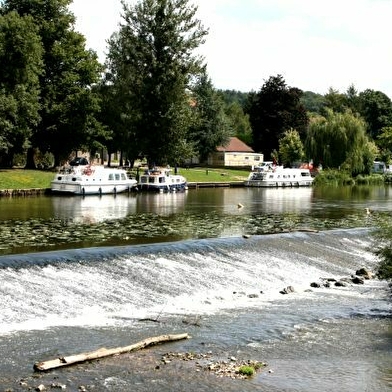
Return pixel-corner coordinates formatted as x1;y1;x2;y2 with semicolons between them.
115;173;120;181
148;177;156;183
108;174;114;181
159;177;166;183
141;177;147;183
121;173;127;180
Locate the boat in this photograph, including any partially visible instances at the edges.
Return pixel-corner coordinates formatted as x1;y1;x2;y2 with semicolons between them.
138;167;188;192
244;165;314;187
51;159;138;195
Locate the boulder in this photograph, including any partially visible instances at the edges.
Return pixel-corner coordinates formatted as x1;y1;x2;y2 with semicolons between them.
279;286;295;295
355;267;373;279
351;276;364;284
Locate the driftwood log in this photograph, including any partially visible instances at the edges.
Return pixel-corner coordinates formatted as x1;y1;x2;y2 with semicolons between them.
34;333;190;371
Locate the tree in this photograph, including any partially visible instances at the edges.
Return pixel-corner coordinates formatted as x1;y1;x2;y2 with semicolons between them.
188;74;231;162
246;75;309;159
323;87;348;113
357;89;392;139
278;129;305;167
300;91;327;115
224;101;252;145
376;126;392;163
0;11;43;167
1;0;105;167
106;0;208;166
305;109;377;175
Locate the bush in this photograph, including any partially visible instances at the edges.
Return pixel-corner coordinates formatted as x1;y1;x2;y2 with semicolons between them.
238;366;255;376
371;215;392;280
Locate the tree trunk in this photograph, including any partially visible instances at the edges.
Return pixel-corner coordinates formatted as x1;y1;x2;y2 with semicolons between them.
24;148;36;169
34;333;190;371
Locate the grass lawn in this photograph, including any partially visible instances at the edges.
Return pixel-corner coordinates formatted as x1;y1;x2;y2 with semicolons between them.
0;167;250;190
0;169;55;189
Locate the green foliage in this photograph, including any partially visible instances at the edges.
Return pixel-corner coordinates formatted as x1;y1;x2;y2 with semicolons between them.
300;90;327;114
312;169;354;186
371;216;392;280
224;101;253;145
246;74;309;157
278;128;305;166
106;0;208;166
377;126;392;163
238;366;255;376
0;10;43;167
358;89;392;139
189;74;231;162
217;89;249;107
305;109;376;175
1;0;104;167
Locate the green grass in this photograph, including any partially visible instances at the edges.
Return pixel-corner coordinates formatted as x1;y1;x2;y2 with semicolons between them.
0;169;54;189
0;167;250;190
176;167;249;183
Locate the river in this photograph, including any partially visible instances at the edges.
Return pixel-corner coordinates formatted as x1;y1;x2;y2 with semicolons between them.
0;186;391;391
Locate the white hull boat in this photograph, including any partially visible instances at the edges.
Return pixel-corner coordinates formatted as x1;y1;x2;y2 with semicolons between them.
51;164;137;195
245;166;314;187
138;167;188;192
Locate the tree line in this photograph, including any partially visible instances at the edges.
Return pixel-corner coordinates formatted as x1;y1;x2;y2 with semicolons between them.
1;0;392;176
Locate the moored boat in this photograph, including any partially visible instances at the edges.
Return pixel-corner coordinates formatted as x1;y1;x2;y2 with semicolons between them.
138;167;188;192
51;160;137;195
245;165;314;187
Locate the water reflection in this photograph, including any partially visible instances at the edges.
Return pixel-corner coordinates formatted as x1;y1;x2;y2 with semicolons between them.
51;194;137;223
136;191;187;215
0;185;391;255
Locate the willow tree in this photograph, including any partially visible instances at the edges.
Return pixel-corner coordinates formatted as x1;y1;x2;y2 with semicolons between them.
305;109;377;175
106;0;208;166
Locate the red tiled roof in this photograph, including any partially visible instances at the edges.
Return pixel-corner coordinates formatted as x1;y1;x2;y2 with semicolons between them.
216;137;254;153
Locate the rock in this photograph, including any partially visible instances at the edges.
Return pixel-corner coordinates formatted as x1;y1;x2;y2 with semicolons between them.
279;286;295;294
335;281;347;287
310;282;320;288
247;293;259;298
356;267;373;279
35;385;46;392
351;276;364;284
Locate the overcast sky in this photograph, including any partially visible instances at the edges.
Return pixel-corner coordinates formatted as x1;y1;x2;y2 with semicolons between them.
70;0;392;98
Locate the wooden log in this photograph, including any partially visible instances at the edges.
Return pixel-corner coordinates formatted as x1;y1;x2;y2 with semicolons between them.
34;333;190;371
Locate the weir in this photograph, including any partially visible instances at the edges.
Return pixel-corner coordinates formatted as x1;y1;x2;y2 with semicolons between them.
0;228;379;335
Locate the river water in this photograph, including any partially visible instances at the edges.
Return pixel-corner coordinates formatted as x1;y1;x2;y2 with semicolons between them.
0;186;391;391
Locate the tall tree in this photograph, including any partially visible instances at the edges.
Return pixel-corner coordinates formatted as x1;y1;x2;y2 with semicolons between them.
224;101;252;145
1;0;104;167
357;89;392;139
0;10;43;167
188;74;231;162
246;75;309;159
106;0;208;166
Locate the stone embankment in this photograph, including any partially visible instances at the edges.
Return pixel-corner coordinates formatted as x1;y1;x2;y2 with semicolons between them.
0;188;50;197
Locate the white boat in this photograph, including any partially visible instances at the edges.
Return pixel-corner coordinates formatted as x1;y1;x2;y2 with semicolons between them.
138;167;188;192
51;161;137;195
245;165;314;187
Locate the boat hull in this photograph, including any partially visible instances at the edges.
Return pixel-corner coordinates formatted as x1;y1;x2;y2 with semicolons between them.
244;168;314;188
51;181;136;195
50;165;137;195
138;168;188;192
244;179;313;187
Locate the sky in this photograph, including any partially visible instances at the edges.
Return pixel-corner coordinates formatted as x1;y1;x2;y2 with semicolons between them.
69;0;392;98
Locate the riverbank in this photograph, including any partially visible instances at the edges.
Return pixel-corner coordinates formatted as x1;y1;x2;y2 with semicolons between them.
0;167;249;196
